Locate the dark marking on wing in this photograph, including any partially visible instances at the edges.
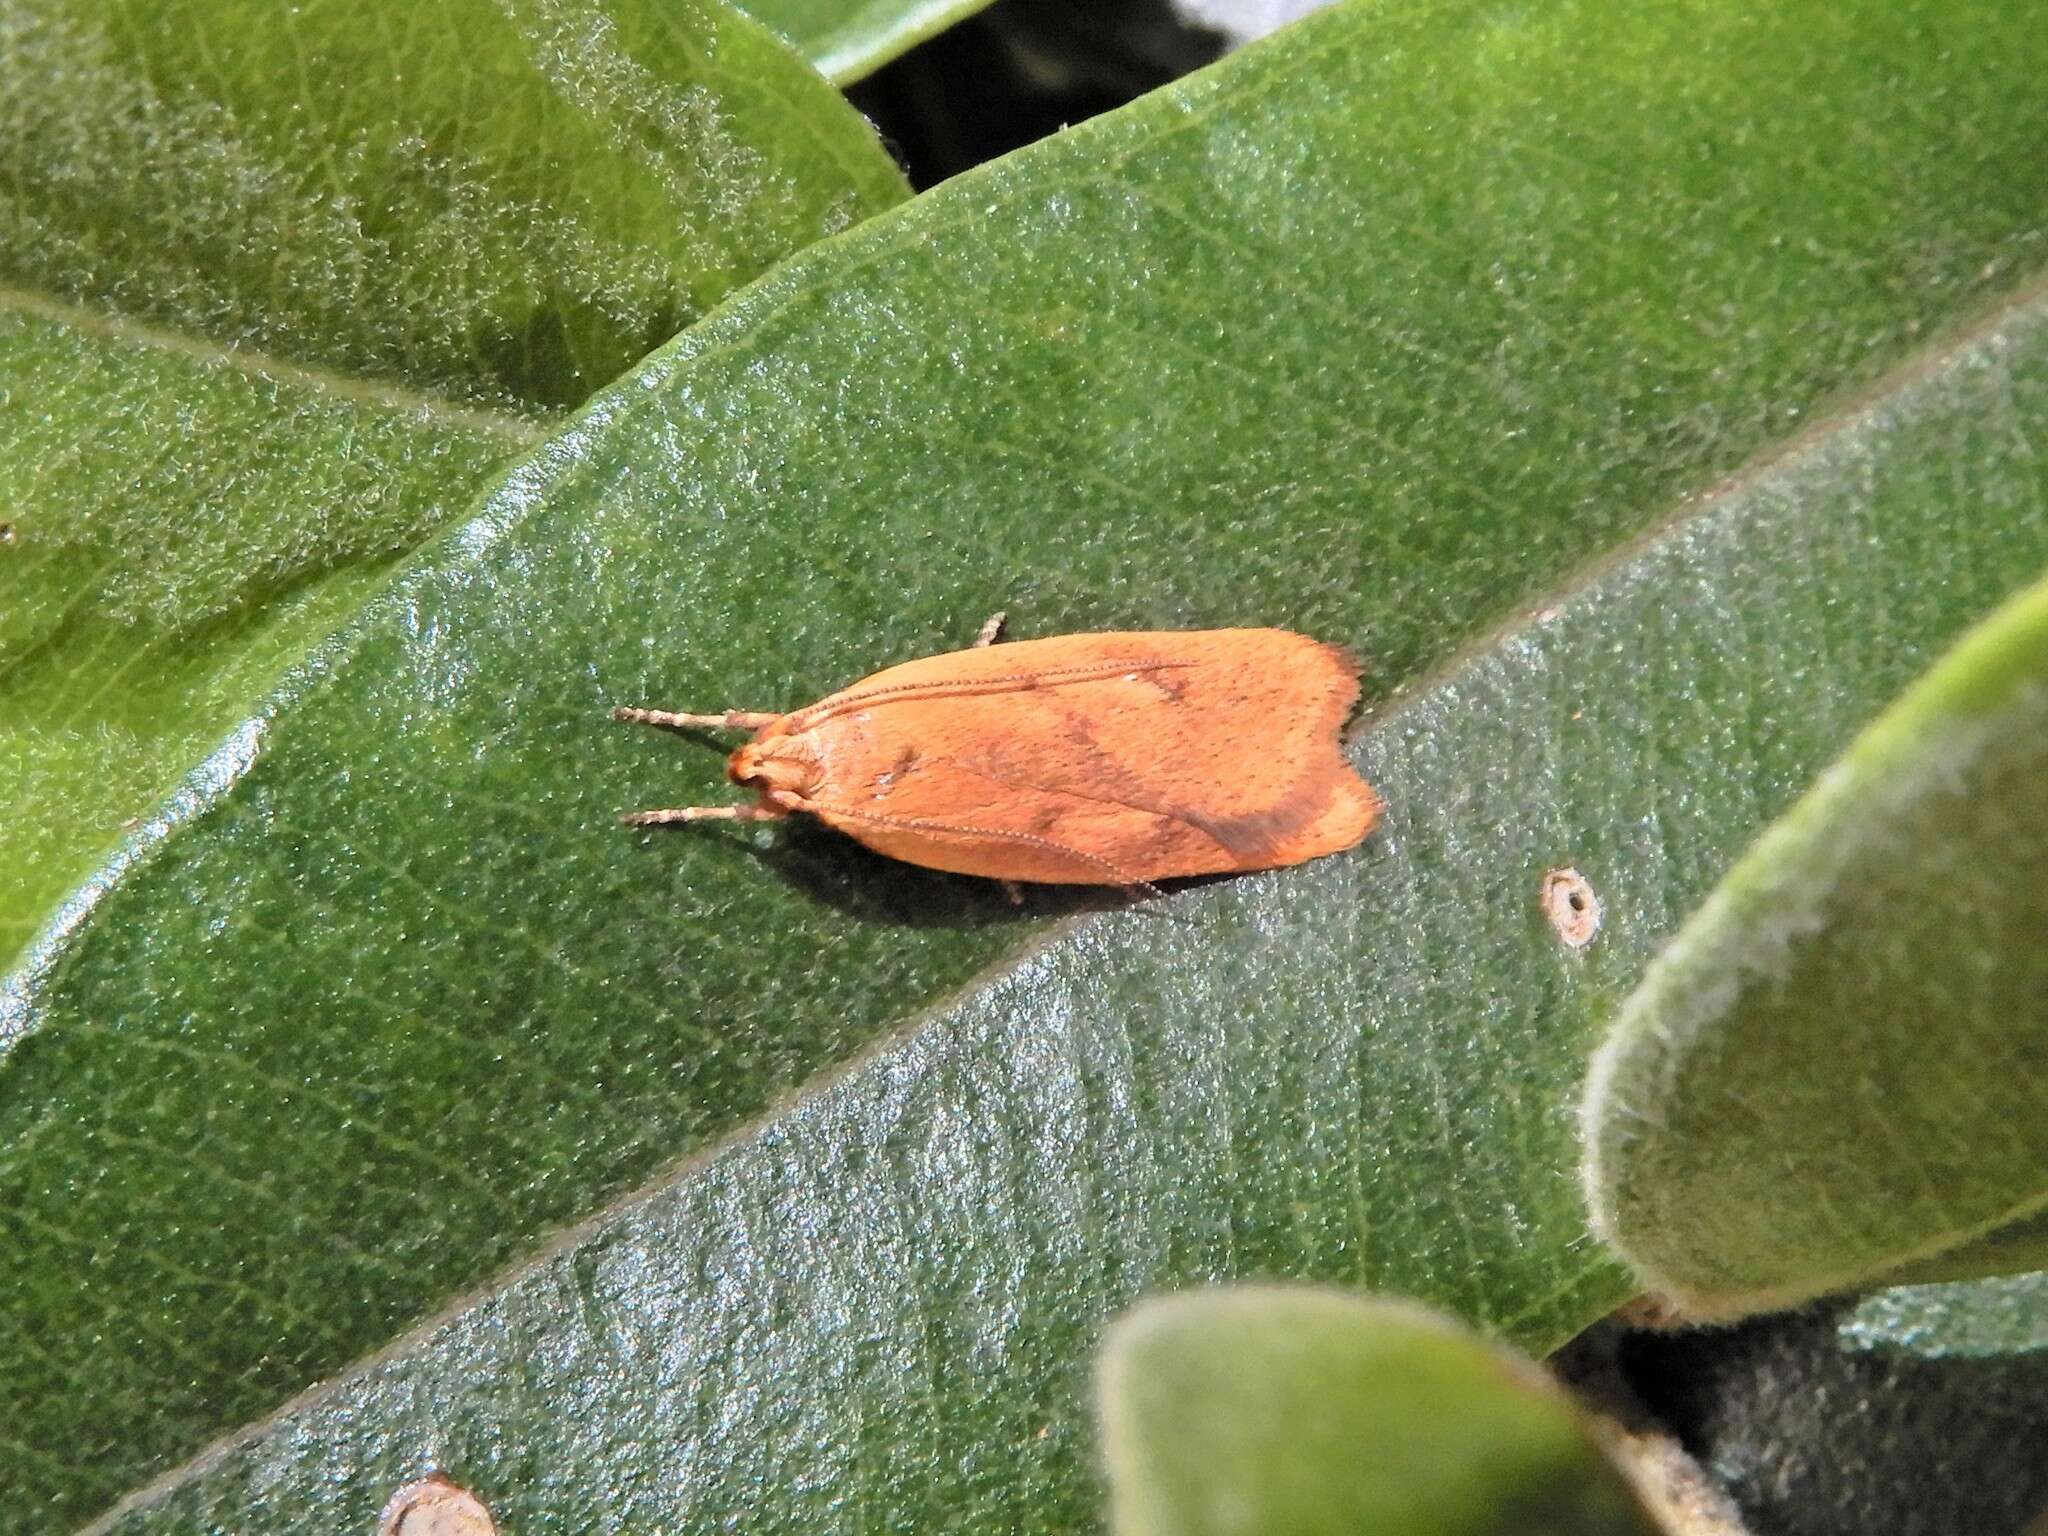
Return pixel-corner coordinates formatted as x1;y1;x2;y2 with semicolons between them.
1052;696;1107;759
1027;798;1068;835
985;690;1334;861
1142;671;1188;703
870;744;923;795
1173;772;1339;860
928;759;1254;861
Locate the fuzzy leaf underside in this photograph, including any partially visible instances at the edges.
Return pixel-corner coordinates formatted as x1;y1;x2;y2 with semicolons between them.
0;0;904;975
735;0;996;82
0;306;529;973
1099;1288;1658;1536
1583;571;2048;1317
0;0;906;410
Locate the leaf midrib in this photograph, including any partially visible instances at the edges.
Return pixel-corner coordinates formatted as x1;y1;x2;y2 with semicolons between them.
1353;265;2048;742
0;285;547;448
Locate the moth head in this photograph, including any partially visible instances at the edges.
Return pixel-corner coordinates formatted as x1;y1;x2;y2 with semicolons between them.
726;736;820;800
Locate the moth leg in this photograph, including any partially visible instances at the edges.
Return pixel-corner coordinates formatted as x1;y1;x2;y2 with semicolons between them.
620;801;788;827
1000;879;1025;907
612;706;778;731
972;611;1008;648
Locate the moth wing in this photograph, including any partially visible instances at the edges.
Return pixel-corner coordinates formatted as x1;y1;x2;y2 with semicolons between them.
789;630;1379;883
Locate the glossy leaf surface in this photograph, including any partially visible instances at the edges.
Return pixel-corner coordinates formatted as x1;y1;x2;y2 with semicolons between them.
8;0;2048;1527
1842;1274;2048;1360
104;280;2048;1536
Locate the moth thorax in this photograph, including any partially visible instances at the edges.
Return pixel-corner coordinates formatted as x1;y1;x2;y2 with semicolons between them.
728;738;820;798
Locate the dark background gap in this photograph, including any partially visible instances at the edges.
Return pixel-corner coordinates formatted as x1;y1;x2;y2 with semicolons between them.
848;0;1228;189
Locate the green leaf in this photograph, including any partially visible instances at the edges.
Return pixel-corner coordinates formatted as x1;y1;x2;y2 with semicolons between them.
1582;569;2048;1319
1100;1287;1658;1536
734;0;994;82
1885;1209;2048;1289
0;304;532;972
108;283;2048;1536
1841;1273;2048;1359
12;0;2048;1526
0;0;906;408
1;0;906;975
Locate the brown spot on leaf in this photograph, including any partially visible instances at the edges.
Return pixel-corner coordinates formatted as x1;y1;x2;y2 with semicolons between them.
1542;867;1601;950
379;1474;497;1536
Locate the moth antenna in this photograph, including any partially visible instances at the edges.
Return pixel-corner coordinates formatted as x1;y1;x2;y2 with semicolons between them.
621;803;785;827
612;706;778;731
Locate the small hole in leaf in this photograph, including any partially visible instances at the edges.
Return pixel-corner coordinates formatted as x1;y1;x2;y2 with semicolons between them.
1541;867;1600;950
379;1474;497;1536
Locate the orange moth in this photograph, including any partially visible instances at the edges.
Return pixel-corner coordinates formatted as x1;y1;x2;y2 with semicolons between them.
613;623;1380;886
